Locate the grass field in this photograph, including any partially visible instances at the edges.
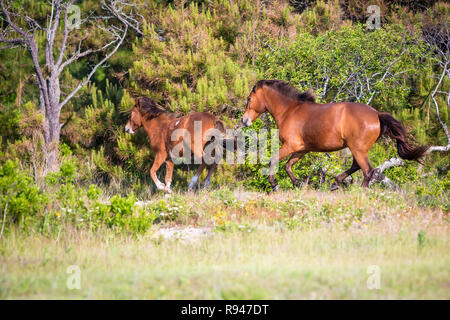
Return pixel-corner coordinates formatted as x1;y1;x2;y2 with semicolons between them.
0;188;448;299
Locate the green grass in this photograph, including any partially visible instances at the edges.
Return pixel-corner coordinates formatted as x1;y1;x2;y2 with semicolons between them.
0;188;449;299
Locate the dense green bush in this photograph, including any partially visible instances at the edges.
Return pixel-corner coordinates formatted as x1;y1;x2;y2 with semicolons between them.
0;161;47;232
257;24;425;108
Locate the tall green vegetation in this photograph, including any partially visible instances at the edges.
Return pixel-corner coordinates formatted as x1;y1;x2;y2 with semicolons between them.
129;0;303;116
0;0;448;235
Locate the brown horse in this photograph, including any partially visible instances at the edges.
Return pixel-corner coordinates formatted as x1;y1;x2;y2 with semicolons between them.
241;80;428;191
125;97;227;193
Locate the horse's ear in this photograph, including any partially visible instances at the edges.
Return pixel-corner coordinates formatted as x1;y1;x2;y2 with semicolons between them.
134;97;139;107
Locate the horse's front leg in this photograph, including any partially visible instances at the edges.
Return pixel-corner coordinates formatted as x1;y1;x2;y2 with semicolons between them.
150;152;167;192
164;160;174;194
330;157;360;191
268;145;293;192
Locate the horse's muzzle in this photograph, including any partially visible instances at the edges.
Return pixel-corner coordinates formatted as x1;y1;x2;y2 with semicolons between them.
241;116;252;127
125;124;134;134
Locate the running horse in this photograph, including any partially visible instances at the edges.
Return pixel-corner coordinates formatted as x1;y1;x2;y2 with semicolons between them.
241;80;428;191
125;97;227;193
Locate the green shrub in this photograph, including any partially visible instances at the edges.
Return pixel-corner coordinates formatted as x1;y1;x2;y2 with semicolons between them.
414;171;449;211
45;159;77;185
257;24;425;109
0;160;48;232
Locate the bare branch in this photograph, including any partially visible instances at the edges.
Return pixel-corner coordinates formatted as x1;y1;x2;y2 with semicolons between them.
23;13;44;31
372;61;449;188
0;1;50;108
55;0;76;68
0;0;31;41
101;0;143;36
377;157;405;173
57;28;122;74
427;62;450;153
46;0;67;69
0;34;27;45
29;40;50;113
0;42;19;50
59;24;128;109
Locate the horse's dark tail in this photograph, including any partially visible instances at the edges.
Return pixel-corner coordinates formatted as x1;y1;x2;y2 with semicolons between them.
378;112;428;161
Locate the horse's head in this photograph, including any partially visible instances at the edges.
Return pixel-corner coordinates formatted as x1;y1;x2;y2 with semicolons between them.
241;84;266;127
125;99;143;134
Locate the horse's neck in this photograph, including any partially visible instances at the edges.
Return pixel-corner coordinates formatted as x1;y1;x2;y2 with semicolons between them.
263;90;303;128
264;96;289;128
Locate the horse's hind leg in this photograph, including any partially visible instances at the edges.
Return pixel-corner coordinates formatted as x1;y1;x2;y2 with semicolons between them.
203;163;217;188
331;157;360;191
164;160;174;193
201;144;218;188
188;162;206;192
285;151;307;187
351;150;374;188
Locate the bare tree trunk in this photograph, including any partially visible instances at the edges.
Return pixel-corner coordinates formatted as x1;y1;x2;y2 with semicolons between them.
37;71;62;173
44;73;62;172
43;106;61;173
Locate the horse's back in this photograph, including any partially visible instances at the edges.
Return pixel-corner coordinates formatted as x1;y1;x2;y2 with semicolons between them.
287;101;380;152
166;111;221;159
168;112;216;130
189;111;217;122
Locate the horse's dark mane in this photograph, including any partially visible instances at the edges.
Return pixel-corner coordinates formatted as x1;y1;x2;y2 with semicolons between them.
253;80;316;102
137;97;168;117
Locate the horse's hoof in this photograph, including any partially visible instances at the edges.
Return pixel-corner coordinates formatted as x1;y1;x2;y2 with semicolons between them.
156;181;166;192
203;180;211;189
330;182;339;191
